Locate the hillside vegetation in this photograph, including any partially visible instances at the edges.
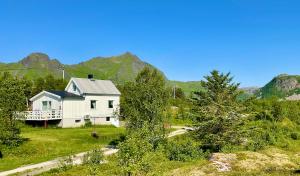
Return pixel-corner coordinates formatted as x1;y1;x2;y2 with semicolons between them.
260;74;300;99
3;52;300;99
0;52;201;95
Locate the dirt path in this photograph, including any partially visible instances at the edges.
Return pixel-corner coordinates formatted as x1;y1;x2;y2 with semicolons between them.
0;129;188;176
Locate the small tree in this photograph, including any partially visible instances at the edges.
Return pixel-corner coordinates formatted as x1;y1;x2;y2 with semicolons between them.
121;67;169;146
0;73;28;146
118;127;153;176
192;70;243;151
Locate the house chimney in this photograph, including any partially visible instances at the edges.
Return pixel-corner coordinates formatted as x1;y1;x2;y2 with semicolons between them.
88;74;94;79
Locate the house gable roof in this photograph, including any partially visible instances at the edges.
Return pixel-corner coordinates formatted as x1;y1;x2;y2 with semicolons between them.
30;90;84;101
30;90;61;101
66;78;121;95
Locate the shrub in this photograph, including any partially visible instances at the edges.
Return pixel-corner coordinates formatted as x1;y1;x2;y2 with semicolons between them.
84;120;92;127
291;132;299;140
83;148;104;165
166;138;208;162
118;130;154;176
58;155;73;171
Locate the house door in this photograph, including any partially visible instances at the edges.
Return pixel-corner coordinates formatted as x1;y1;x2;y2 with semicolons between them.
42;101;52;111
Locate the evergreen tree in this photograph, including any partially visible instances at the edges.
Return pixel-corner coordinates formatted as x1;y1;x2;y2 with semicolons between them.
192;70;243;151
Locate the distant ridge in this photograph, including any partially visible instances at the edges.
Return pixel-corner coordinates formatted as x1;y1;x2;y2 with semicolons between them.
259;74;300;99
0;52;201;95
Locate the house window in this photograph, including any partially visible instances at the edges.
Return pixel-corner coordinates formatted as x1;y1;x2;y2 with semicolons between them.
72;84;77;92
106;117;110;121
42;101;52;111
91;100;96;109
108;100;113;108
75;119;81;123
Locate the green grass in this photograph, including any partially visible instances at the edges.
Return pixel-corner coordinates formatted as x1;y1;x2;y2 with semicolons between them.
0;125;125;172
39;146;299;176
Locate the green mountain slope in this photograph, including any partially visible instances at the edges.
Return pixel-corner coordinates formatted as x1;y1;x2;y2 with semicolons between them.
0;52;202;95
168;80;203;96
260;74;300;99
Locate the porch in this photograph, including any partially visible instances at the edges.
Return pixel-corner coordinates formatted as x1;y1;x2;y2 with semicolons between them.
17;110;63;121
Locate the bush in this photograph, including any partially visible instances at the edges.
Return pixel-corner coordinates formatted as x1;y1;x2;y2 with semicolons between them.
58;155;73;172
166;138;208;162
83;148;104;165
84;120;92;127
291;132;299;140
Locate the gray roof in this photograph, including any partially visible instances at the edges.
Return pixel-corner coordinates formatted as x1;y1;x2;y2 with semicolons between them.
47;90;84;99
72;78;121;95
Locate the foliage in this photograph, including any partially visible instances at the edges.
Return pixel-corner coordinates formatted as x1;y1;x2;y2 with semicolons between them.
245;98;300;124
0;72;30;147
83;148;104;176
166;137;208;162
168;80;204;96
31;74;67;96
259;75;300;99
192;70;243;151
83;148;104;165
58;155;74;172
117;128;154;176
120;67;169;146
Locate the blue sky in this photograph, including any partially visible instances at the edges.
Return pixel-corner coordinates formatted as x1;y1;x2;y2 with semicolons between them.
1;0;300;87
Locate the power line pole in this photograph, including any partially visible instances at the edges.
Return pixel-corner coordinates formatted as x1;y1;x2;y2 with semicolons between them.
62;68;65;80
173;84;176;99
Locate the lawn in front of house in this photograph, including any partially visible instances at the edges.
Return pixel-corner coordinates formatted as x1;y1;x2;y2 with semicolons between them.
0;125;125;172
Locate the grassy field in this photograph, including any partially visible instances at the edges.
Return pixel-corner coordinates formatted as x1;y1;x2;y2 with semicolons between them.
0;125;125;172
38;147;300;176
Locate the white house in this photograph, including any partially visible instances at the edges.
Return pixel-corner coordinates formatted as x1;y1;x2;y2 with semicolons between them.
23;75;121;128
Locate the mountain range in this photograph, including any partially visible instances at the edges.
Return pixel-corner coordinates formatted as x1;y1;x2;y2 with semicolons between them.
0;52;202;95
1;52;300;99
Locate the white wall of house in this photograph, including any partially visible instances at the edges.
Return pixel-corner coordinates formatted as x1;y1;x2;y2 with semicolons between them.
83;95;120;117
60;95;120;128
32;93;62;111
65;80;81;95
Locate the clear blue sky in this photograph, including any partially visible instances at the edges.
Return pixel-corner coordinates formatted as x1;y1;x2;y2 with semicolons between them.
1;0;300;87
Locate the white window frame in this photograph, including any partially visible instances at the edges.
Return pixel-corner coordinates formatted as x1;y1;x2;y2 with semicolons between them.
42;101;52;111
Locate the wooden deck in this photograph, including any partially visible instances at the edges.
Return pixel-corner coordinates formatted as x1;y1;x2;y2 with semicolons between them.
17;110;62;121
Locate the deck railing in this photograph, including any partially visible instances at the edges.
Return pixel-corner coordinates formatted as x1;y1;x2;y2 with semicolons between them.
16;110;62;120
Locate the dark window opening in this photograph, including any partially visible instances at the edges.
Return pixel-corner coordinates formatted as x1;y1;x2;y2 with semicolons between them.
91;100;96;109
108;100;113;108
75;119;81;123
72;84;77;92
106;117;110;121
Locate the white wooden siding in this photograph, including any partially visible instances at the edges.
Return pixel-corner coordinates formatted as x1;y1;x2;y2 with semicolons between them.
83;95;120;117
65;81;81;95
32;93;62;111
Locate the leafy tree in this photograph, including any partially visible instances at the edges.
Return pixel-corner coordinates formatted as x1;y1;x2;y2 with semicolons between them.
121;67;169;146
192;70;243;151
32;74;67;96
174;87;185;99
118;127;154;176
0;72;28;146
118;67;170;175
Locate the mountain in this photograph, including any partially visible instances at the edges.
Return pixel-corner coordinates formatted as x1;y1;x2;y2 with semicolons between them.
168;80;204;96
0;52;201;94
259;74;300;99
0;52;157;82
